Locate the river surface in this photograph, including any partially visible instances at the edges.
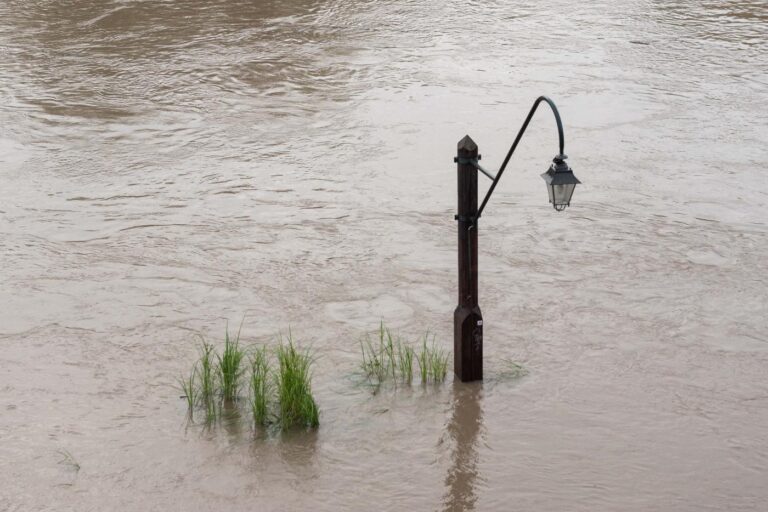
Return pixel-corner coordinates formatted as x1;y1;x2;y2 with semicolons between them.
1;0;767;510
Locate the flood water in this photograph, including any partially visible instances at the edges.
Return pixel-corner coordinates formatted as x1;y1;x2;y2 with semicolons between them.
1;0;767;510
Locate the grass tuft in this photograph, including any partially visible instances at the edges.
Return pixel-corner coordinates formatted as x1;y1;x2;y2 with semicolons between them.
429;343;449;382
276;332;319;429
396;339;414;383
249;346;271;426
360;322;390;385
416;332;449;384
217;325;246;402
197;337;218;421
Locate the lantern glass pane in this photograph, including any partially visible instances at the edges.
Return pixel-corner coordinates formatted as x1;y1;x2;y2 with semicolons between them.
553;183;576;207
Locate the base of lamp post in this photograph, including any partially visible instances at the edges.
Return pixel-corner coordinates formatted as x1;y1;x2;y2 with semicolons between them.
454;304;483;382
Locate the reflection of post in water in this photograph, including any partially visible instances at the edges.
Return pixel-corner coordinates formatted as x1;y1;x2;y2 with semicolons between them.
220;399;244;439
443;381;484;512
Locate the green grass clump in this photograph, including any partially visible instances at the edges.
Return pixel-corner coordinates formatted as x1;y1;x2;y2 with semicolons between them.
218;326;246;402
179;326;319;431
360;324;450;387
249;346;271;426
180;327;320;431
276;333;319;429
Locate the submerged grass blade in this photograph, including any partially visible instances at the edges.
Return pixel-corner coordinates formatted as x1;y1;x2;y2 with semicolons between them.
417;336;429;384
179;363;198;415
498;358;529;379
384;325;396;380
360;330;387;384
360;338;375;378
56;449;81;472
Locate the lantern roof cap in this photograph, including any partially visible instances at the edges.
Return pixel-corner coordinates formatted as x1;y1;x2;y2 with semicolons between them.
541;155;581;185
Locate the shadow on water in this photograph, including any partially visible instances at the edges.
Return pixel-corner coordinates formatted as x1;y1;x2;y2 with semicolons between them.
442;381;484;512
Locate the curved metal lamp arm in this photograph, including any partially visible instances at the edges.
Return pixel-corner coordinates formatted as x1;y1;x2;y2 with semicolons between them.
476;96;565;219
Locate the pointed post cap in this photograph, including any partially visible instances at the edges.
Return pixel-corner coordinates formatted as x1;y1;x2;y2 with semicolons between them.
457;135;478;153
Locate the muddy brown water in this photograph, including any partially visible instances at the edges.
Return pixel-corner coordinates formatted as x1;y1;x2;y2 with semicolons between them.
1;0;767;510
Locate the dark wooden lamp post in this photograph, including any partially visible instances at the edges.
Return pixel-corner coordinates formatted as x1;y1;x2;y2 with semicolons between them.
453;96;581;382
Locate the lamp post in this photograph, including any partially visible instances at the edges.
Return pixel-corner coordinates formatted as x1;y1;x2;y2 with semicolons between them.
453;96;580;382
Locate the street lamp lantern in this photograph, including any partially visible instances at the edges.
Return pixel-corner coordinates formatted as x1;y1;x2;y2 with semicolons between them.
541;154;580;211
453;96;581;382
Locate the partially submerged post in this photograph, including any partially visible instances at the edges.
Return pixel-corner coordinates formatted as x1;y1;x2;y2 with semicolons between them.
453;135;483;382
451;97;581;383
